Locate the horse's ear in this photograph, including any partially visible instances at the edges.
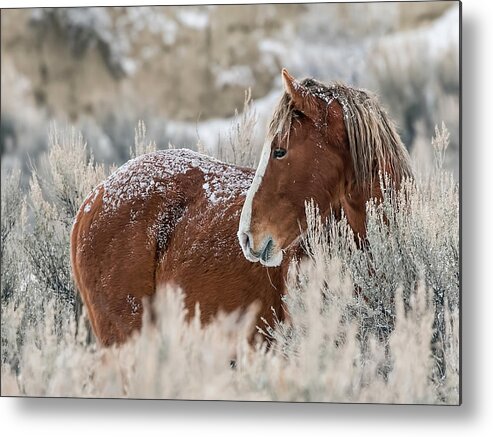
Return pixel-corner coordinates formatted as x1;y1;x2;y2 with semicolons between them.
282;68;320;120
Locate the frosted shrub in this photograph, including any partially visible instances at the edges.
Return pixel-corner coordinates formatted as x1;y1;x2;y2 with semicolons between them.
2;287;256;399
1;127;106;372
1;167;24;370
240;274;446;403
205;89;261;168
1;277;458;403
22;127;105;310
1;167;22;303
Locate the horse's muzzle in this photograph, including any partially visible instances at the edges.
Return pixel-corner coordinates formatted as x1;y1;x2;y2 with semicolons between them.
238;231;282;267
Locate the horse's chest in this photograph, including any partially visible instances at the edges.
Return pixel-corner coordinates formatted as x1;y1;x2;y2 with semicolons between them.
154;196;284;325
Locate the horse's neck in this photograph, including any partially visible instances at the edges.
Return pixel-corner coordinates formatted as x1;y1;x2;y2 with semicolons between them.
340;183;382;238
340;193;367;238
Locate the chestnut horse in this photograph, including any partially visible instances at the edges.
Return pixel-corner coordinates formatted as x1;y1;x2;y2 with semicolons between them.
71;69;412;346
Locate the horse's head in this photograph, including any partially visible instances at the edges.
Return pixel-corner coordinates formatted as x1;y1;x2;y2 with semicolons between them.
238;69;412;267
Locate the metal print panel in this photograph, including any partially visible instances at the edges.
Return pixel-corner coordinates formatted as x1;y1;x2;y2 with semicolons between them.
1;1;461;404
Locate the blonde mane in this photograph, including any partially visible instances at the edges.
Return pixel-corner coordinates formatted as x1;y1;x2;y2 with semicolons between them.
268;78;413;190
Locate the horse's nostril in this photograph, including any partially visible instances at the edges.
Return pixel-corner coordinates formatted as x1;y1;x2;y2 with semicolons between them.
260;238;273;262
244;233;250;249
239;232;250;251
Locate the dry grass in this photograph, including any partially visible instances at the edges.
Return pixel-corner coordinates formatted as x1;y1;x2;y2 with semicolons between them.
197;88;260;168
0;121;459;404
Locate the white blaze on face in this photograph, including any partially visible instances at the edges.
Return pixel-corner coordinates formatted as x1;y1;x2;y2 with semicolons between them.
238;138;284;267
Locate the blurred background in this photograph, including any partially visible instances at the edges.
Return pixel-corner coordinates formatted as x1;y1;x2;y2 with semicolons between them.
1;1;460;183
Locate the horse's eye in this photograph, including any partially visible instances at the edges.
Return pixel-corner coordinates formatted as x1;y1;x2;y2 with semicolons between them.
272;148;287;159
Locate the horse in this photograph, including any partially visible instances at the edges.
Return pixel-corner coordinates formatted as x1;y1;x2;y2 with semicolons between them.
70;68;412;346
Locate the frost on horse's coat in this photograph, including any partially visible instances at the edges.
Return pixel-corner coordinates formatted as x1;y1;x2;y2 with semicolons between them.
71;69;412;346
71;149;285;346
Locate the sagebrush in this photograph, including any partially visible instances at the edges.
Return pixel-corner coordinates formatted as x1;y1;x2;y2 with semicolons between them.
0;119;459;403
